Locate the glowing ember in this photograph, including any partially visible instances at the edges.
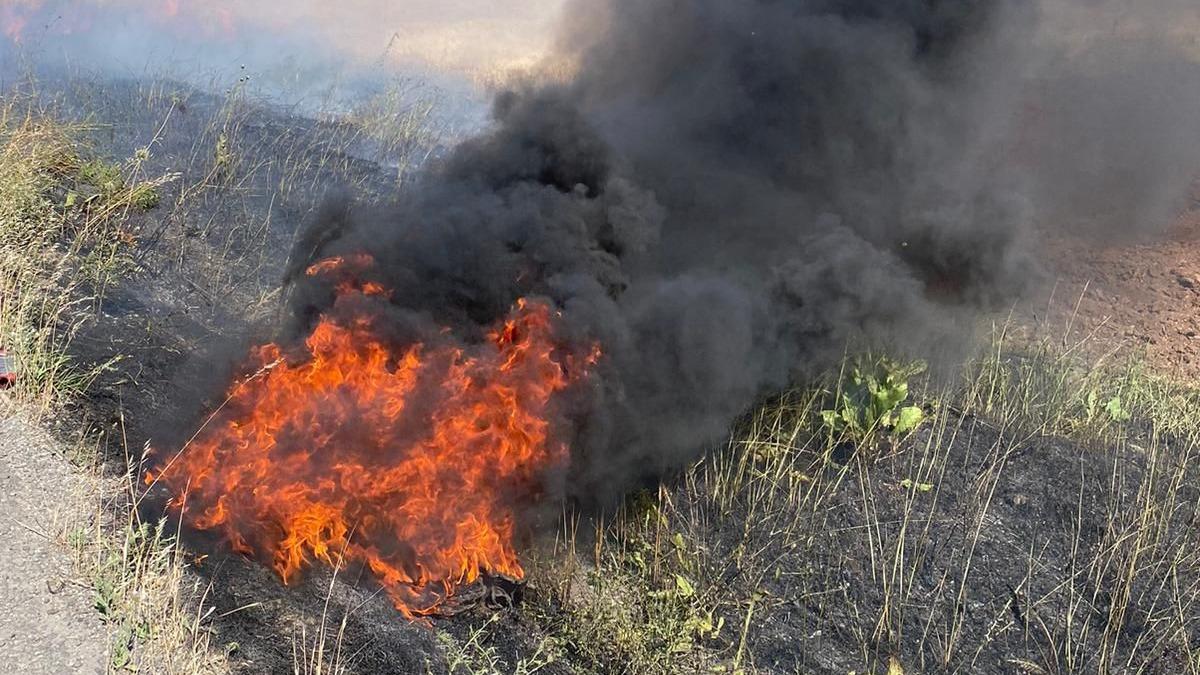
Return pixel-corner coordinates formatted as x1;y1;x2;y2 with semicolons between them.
148;256;596;618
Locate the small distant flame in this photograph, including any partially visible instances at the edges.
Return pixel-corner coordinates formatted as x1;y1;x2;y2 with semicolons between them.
149;255;598;618
1;0;43;42
1;1;238;43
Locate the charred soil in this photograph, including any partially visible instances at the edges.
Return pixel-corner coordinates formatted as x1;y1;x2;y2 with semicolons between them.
16;73;1200;674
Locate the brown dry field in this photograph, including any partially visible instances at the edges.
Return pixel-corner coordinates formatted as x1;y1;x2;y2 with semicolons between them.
1045;194;1200;378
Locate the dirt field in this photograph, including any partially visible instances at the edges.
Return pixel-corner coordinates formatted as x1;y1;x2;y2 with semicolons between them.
1045;197;1200;378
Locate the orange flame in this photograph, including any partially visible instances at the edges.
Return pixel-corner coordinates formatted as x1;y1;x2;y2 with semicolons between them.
150;256;596;618
1;1;238;43
1;0;43;42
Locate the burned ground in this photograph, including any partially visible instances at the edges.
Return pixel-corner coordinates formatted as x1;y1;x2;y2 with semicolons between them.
163;398;1200;674
753;417;1198;672
3;61;1198;674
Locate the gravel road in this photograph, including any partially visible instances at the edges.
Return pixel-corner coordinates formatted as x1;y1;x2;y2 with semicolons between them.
0;411;107;674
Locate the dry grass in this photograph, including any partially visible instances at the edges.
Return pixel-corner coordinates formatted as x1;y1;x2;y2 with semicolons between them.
66;428;231;674
0;92;229;673
0;95;177;410
5;73;1198;674
290;558;354;675
0;102;91;408
476;322;1200;674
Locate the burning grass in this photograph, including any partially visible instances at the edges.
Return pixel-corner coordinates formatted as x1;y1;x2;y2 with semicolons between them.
0;70;447;672
148;259;599;619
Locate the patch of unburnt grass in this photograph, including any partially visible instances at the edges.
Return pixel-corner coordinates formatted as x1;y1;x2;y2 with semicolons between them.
66;424;232;674
0;102;146;404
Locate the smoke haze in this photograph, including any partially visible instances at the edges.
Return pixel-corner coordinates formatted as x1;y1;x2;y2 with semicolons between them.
282;0;1200;502
9;0;1200;501
285;0;1004;502
1;0;564;108
1025;0;1200;235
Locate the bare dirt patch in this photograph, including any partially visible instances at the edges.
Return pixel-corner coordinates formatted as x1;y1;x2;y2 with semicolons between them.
1044;201;1200;377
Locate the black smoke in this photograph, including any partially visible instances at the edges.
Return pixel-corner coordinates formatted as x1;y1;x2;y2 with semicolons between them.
280;0;1199;503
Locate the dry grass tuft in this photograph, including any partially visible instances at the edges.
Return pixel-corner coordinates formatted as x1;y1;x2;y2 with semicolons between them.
0;93;228;673
67;432;231;673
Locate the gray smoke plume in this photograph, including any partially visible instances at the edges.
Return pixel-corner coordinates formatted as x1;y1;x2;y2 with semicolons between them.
271;0;1200;503
281;0;1050;503
1019;2;1200;237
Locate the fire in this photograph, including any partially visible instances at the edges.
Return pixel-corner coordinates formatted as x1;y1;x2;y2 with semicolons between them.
149;256;596;618
1;1;238;43
1;0;43;42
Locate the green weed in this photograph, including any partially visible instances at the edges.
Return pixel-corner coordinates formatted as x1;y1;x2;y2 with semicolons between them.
821;357;926;443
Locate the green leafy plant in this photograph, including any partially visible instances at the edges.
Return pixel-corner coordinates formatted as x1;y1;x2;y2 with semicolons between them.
900;478;934;493
1081;388;1133;429
129;183;160;210
821;357;926;441
78;159;125;197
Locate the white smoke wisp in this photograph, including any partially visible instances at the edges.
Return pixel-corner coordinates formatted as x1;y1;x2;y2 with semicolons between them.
1;0;567;97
